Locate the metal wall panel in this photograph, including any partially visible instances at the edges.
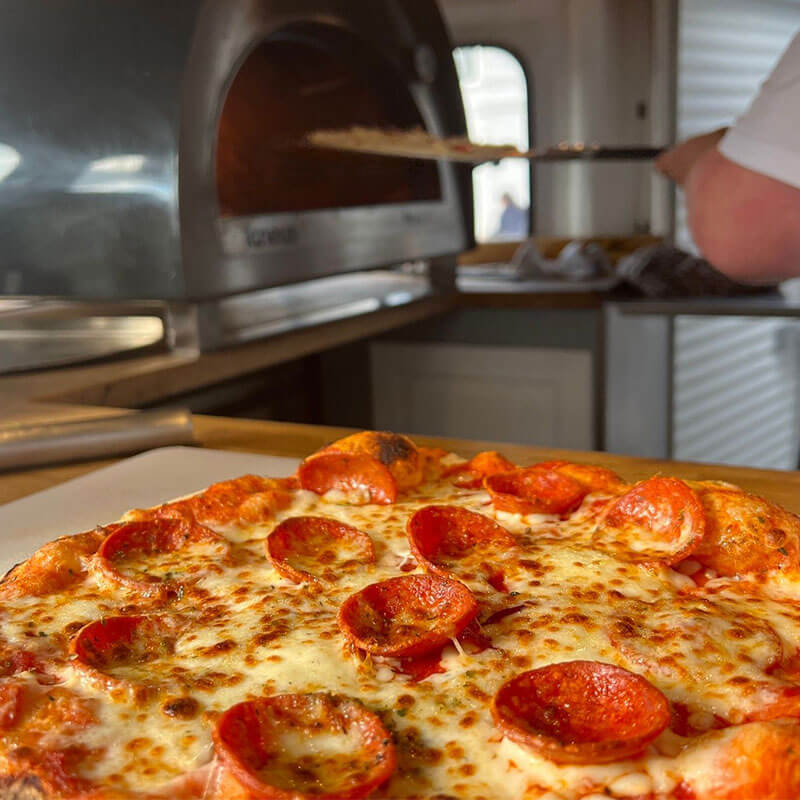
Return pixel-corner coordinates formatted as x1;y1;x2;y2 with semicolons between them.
675;0;800;250
673;316;800;469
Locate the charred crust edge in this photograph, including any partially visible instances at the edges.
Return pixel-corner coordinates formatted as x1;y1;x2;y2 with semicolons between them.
375;433;413;466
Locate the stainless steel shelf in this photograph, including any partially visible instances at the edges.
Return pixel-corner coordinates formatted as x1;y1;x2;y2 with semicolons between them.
0;300;167;374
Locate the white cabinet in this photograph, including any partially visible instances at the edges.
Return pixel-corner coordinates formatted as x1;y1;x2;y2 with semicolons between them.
370;342;594;449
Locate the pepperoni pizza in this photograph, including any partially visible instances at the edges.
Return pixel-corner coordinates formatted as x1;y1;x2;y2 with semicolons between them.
2;431;800;799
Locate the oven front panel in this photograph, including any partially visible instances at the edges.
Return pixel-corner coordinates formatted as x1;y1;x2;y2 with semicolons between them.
180;0;471;300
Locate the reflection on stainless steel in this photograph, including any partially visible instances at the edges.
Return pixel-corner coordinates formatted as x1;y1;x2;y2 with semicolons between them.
196;271;433;348
456;274;619;294
0;410;196;472
0;0;186;299
0;300;168;374
0;143;20;182
71;154;169;198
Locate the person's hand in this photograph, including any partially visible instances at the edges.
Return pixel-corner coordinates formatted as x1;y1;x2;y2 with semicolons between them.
655;128;728;186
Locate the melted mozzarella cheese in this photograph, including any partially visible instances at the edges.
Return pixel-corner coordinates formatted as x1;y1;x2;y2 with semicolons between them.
2;469;800;799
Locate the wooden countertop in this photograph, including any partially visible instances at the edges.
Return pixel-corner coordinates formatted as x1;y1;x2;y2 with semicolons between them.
2;416;799;513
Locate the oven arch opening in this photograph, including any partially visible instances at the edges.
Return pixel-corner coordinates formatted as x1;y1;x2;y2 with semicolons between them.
215;21;442;218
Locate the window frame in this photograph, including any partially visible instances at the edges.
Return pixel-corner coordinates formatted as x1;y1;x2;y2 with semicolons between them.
453;41;536;237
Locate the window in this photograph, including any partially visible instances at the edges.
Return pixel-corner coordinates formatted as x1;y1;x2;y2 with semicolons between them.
453;45;531;243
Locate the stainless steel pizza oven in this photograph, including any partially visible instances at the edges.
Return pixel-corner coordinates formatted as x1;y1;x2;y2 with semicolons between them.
0;0;471;347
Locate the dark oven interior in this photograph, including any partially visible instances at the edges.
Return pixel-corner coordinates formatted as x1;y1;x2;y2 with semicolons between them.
216;22;442;218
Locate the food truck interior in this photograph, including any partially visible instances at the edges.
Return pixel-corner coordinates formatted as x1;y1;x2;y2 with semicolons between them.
1;0;800;472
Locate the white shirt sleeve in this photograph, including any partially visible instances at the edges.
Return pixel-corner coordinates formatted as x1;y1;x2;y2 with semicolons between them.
719;30;800;189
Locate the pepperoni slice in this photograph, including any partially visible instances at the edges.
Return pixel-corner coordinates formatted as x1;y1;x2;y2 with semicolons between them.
485;467;587;515
406;505;516;584
298;453;398;505
742;684;800;724
594;477;705;564
0;650;44;679
0;647;58;692
337;574;478;658
418;446;450;480
0;529;106;600
149;475;295;527
0;682;25;730
491;661;670;764
321;431;423;489
691;484;800;576
685;721;800;800
72;615;180;695
237;479;296;525
445;451;516;489
536;461;627;494
669;701;729;737
298;432;423;504
266;516;375;584
94;519;229;598
213;693;396;799
3;746;94;797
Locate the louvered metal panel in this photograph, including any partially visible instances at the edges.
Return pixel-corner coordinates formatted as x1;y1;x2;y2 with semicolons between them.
675;0;800;250
673;316;800;469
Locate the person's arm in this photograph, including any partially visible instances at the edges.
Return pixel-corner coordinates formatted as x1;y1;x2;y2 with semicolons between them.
684;147;800;283
656;32;800;283
655;128;727;186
